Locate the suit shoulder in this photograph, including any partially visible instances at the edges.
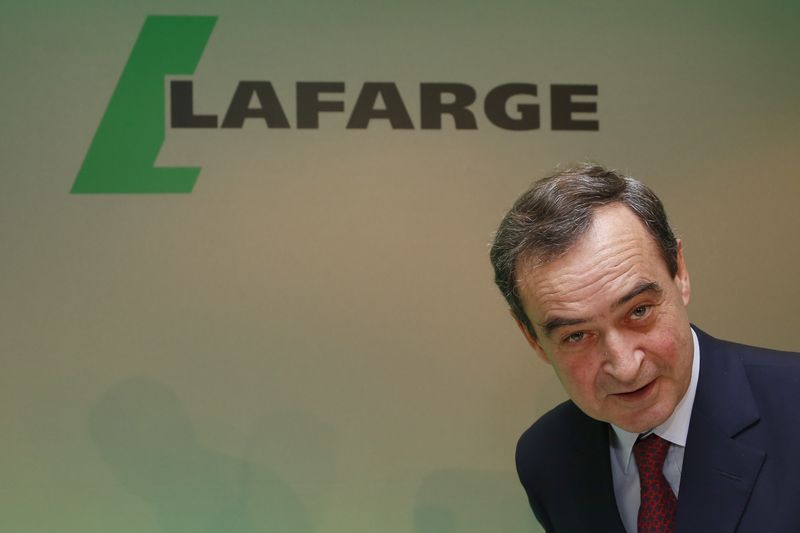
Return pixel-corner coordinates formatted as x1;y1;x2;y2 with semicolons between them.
696;327;800;368
740;344;800;369
735;342;800;404
698;329;800;413
710;335;800;371
516;400;594;469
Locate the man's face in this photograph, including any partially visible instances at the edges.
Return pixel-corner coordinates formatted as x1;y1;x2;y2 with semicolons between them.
514;203;693;433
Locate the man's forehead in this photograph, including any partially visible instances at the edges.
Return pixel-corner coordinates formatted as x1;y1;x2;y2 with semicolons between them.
514;207;666;316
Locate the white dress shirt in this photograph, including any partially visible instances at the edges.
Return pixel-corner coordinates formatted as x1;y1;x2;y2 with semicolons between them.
609;327;700;533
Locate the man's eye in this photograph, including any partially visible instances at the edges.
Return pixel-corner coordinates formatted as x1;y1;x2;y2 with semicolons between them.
631;305;650;319
564;332;585;344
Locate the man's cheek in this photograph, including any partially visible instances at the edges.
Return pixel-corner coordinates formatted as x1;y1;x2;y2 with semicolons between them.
561;362;596;396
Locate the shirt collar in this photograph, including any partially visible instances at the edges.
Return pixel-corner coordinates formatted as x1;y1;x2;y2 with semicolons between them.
610;327;700;473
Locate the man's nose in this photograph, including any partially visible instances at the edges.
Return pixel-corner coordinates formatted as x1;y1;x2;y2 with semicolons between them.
601;330;644;383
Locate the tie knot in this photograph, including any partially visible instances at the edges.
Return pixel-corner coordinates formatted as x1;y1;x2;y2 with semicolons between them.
633;434;671;473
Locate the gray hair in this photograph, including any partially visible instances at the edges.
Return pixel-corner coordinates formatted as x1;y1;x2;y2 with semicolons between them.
489;163;678;338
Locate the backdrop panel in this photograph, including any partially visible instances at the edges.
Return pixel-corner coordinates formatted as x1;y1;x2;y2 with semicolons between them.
2;2;798;532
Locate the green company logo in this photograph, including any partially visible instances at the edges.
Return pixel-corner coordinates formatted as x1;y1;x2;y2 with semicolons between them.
72;16;216;194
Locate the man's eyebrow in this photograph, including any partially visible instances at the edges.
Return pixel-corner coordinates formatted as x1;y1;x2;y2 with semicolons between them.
538;281;662;339
539;316;589;339
613;281;662;308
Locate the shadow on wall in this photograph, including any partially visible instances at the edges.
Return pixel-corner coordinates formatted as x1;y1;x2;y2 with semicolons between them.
414;468;536;533
245;410;337;525
87;377;314;533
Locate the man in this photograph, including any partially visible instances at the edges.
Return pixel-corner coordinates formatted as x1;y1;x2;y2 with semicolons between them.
490;164;800;533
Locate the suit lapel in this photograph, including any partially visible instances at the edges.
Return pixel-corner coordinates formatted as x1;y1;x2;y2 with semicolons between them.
569;415;627;532
675;329;766;533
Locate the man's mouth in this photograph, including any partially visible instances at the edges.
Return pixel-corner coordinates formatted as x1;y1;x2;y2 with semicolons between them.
613;379;657;402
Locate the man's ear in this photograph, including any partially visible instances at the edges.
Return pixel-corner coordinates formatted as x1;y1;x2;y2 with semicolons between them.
510;309;551;365
674;239;691;307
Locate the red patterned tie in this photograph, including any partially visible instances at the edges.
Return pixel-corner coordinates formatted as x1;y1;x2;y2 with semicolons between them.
633;434;677;533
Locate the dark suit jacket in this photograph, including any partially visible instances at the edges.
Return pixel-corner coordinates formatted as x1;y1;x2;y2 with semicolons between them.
516;328;800;532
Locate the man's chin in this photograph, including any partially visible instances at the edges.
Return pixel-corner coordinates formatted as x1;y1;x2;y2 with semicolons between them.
609;404;674;433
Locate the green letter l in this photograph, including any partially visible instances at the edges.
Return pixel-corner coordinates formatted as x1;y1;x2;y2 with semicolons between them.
71;16;217;194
